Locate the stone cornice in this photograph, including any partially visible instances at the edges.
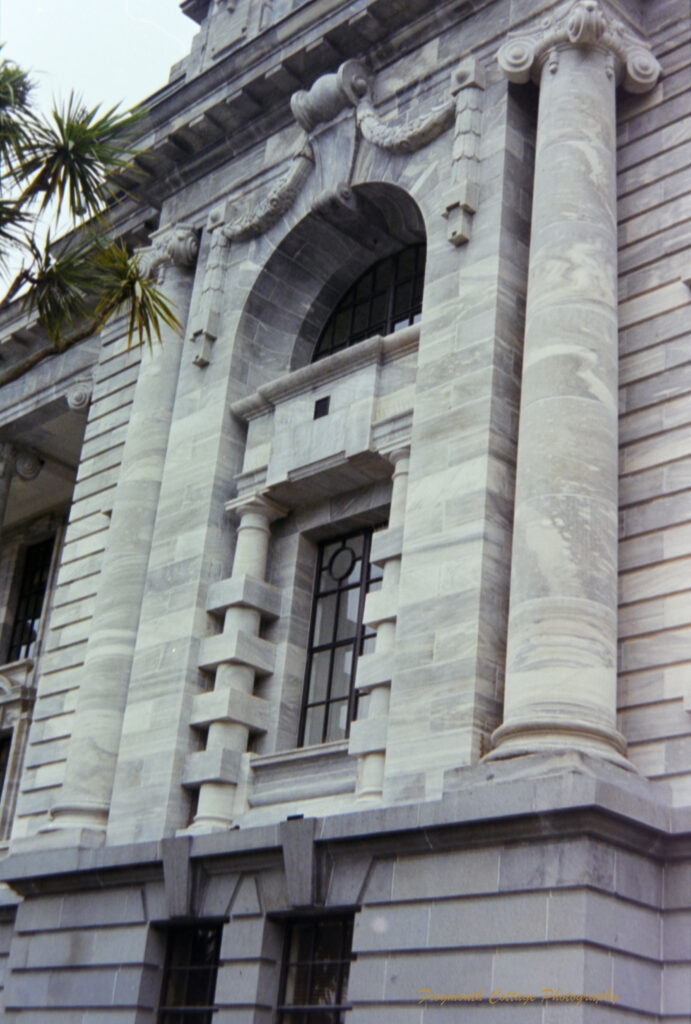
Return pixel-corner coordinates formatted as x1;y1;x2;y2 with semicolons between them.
498;0;660;93
2;753;690;897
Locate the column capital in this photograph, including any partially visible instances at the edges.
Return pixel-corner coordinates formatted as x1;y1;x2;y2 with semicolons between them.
225;492;288;524
137;224;200;279
498;0;660;94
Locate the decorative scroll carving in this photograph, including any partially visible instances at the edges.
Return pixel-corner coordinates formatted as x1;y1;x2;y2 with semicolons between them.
137;225;200;280
497;0;661;94
66;377;93;412
442;59;485;246
223;139;315;243
15;449;42;481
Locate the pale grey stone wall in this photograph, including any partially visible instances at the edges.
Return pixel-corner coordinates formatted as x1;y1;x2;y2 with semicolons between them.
12;324;140;839
617;0;691;802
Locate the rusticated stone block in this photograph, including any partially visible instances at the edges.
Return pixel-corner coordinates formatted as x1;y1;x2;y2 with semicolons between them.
198;630;276;674
182;748;243;787
370;524;403;565
191;687;270;732
355;651;393;693
348;715;388;756
206;573;282;619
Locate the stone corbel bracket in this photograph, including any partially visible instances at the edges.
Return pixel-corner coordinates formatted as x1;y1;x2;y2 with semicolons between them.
497;0;661;93
190;207;230;368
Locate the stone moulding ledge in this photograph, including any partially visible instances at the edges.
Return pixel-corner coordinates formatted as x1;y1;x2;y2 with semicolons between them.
230;323;420;421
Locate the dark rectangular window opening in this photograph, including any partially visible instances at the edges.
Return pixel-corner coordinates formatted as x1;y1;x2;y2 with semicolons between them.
277;914;355;1023
314;396;330;419
0;732;12;801
157;923;222;1024
298;528;383;747
6;536;55;663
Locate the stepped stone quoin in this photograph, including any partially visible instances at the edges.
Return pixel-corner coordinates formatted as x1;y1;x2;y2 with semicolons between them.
489;0;660;766
186;493;287;833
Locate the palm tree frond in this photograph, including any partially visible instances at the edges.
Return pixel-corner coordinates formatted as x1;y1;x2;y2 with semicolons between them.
16;93;144;222
93;242;181;349
21;232;99;346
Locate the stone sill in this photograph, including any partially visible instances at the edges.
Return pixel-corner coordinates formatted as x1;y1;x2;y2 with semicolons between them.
231;324;420;421
248;740;355;808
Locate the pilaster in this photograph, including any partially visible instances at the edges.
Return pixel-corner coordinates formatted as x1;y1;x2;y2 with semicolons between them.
42;224;199;841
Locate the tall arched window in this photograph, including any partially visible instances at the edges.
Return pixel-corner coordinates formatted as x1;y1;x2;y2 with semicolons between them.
312;243;425;362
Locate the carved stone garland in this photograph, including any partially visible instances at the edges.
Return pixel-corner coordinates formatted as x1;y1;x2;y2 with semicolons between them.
219;57;486;252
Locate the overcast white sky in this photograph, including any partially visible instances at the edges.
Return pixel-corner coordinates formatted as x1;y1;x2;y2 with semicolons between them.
0;0;198;115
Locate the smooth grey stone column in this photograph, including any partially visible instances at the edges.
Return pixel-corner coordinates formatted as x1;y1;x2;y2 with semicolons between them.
47;226;199;835
489;2;660;765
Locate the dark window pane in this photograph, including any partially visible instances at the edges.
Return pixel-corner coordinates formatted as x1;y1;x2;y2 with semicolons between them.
307;651;332;704
374;260;392;290
313;245;425;361
329;648;352;700
336;589;360;641
278;917;354;1022
7;537;55;662
157;924;221;1024
314;593;337;645
397;246;415;277
303;704;326;746
355;270;374;300
299;528;381;747
325;699;349;741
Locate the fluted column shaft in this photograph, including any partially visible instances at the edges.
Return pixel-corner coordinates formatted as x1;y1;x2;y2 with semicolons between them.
490;2;660;765
49;228;198;833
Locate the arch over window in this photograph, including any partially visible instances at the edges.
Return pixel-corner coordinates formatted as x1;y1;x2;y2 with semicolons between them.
312;243;425;362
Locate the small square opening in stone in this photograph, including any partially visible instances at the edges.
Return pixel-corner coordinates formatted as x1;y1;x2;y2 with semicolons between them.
314;396;330;419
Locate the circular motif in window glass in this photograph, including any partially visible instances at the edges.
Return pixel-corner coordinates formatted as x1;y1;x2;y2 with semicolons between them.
328;544;356;582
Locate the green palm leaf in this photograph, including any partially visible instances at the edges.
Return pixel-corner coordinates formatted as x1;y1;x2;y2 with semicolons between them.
15;93;142;221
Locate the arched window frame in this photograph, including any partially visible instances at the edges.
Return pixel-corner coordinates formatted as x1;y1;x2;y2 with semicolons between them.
312;243;426;362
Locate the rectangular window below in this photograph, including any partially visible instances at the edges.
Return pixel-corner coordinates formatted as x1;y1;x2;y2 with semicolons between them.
277;915;354;1023
6;536;55;662
157;923;222;1024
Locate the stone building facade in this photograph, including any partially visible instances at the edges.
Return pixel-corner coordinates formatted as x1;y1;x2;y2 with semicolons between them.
0;0;688;1019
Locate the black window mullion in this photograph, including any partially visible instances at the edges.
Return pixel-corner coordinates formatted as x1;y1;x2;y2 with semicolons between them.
347;531;372;733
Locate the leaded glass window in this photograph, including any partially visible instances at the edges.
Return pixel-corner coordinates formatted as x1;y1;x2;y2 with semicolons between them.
312;243;425;361
299;529;382;746
277;915;354;1023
